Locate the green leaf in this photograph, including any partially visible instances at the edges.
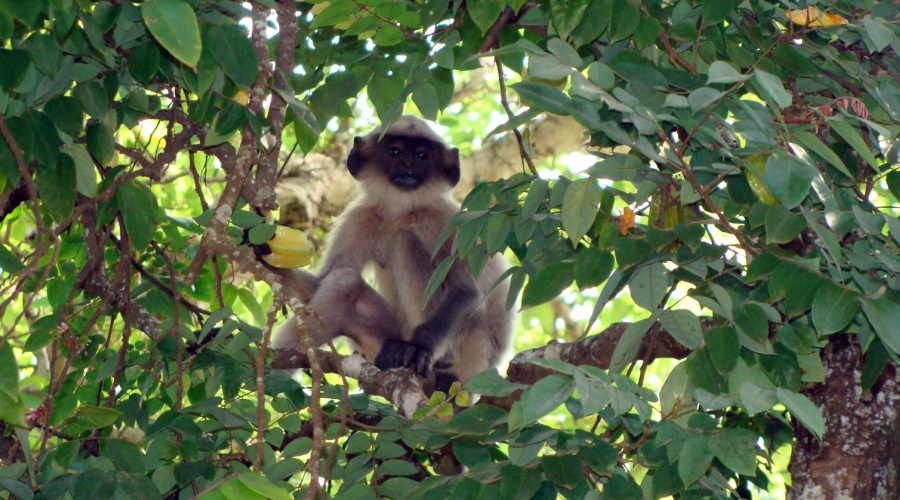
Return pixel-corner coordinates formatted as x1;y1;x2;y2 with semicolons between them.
521;262;574;308
753;69;791;108
512;375;575;430
467;0;503;33
206;25;259;88
733;303;768;342
765;204;805;244
234;472;293;500
116;180;159;252
685;348;726;394
660;310;703;349
739;382;776;414
0;477;33;500
0;342;25;426
773;43;819;77
376;460;421;477
465;369;527;397
500;464;544;500
629;262;667;311
231;210;264;228
549;0;591;40
795;131;851;178
688;87;726;113
707;428;759;476
541;454;584;490
614;237;651;269
608;0;639;42
610;316;655;373
73;81;109;120
678;434;713;487
72;470;118;500
704;326;739;375
561;177;602;245
776;388;825;439
633;14;661;49
863;15;894;52
102;439;145;474
142;0;201;67
128;42;161;86
174;461;215;486
35;155;76;224
707;61;749;84
886;171;900;200
422;255;455;309
86;122;115;167
412;83;438;121
811;284;860;335
0;49;30;90
830;119;880;169
574;368;609;415
0;244;25;274
204;102;248;147
860;297;900;356
445;404;507;435
764;154;813;209
574;247;614;288
510;81;572;115
25;34;62;77
65;406;122;435
115;472;161;500
701;0;734;25
45;96;84;139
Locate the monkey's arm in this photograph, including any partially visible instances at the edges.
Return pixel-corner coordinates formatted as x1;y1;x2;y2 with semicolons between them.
266;267;320;303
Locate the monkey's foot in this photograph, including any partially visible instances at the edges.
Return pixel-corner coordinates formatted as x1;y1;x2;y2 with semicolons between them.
375;339;433;378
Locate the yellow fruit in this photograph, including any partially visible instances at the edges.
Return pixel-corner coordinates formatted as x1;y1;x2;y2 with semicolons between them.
232;89;250;106
262;226;313;268
745;154;778;205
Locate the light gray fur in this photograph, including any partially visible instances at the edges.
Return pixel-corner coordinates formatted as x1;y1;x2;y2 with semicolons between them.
271;116;514;384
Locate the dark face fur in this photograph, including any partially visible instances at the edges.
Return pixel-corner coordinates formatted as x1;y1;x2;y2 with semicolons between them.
347;134;460;190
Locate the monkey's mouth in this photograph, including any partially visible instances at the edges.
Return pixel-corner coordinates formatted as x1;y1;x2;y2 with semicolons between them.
391;172;424;188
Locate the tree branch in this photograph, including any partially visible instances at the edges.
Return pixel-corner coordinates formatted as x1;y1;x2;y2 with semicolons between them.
270;318;710;414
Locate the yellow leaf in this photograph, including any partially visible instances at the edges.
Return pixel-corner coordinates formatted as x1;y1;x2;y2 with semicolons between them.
616;206;635;235
814;12;848;26
786;6;819;25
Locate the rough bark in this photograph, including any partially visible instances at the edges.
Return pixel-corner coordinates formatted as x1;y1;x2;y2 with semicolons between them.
788;336;900;500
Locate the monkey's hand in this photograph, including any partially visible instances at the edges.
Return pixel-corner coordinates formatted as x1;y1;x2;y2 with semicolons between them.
375;340;434;378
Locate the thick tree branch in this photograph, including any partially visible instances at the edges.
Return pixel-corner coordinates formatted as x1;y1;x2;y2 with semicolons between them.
272;349;428;418
270;318;709;414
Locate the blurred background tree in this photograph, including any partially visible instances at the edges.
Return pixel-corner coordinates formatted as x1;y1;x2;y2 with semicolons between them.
1;0;900;498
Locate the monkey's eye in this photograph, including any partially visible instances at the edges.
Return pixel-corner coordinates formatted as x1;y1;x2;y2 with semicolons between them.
415;151;429;160
389;147;401;156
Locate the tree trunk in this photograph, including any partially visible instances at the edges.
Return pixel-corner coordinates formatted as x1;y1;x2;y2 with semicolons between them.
789;336;900;499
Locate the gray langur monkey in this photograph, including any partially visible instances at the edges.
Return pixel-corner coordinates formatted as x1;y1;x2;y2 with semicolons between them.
270;115;514;390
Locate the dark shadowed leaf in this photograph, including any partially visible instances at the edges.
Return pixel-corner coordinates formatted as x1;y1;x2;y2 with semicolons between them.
707;428;759;476
116;180;160;252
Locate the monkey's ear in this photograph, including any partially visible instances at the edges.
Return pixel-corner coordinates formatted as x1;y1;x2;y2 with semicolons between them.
445;147;461;187
347;136;366;177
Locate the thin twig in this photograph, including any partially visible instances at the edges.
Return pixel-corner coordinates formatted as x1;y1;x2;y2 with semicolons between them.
494;55;538;175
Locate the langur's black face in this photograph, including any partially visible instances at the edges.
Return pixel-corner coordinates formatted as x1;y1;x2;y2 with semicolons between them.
379;137;442;190
347;134;461;190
